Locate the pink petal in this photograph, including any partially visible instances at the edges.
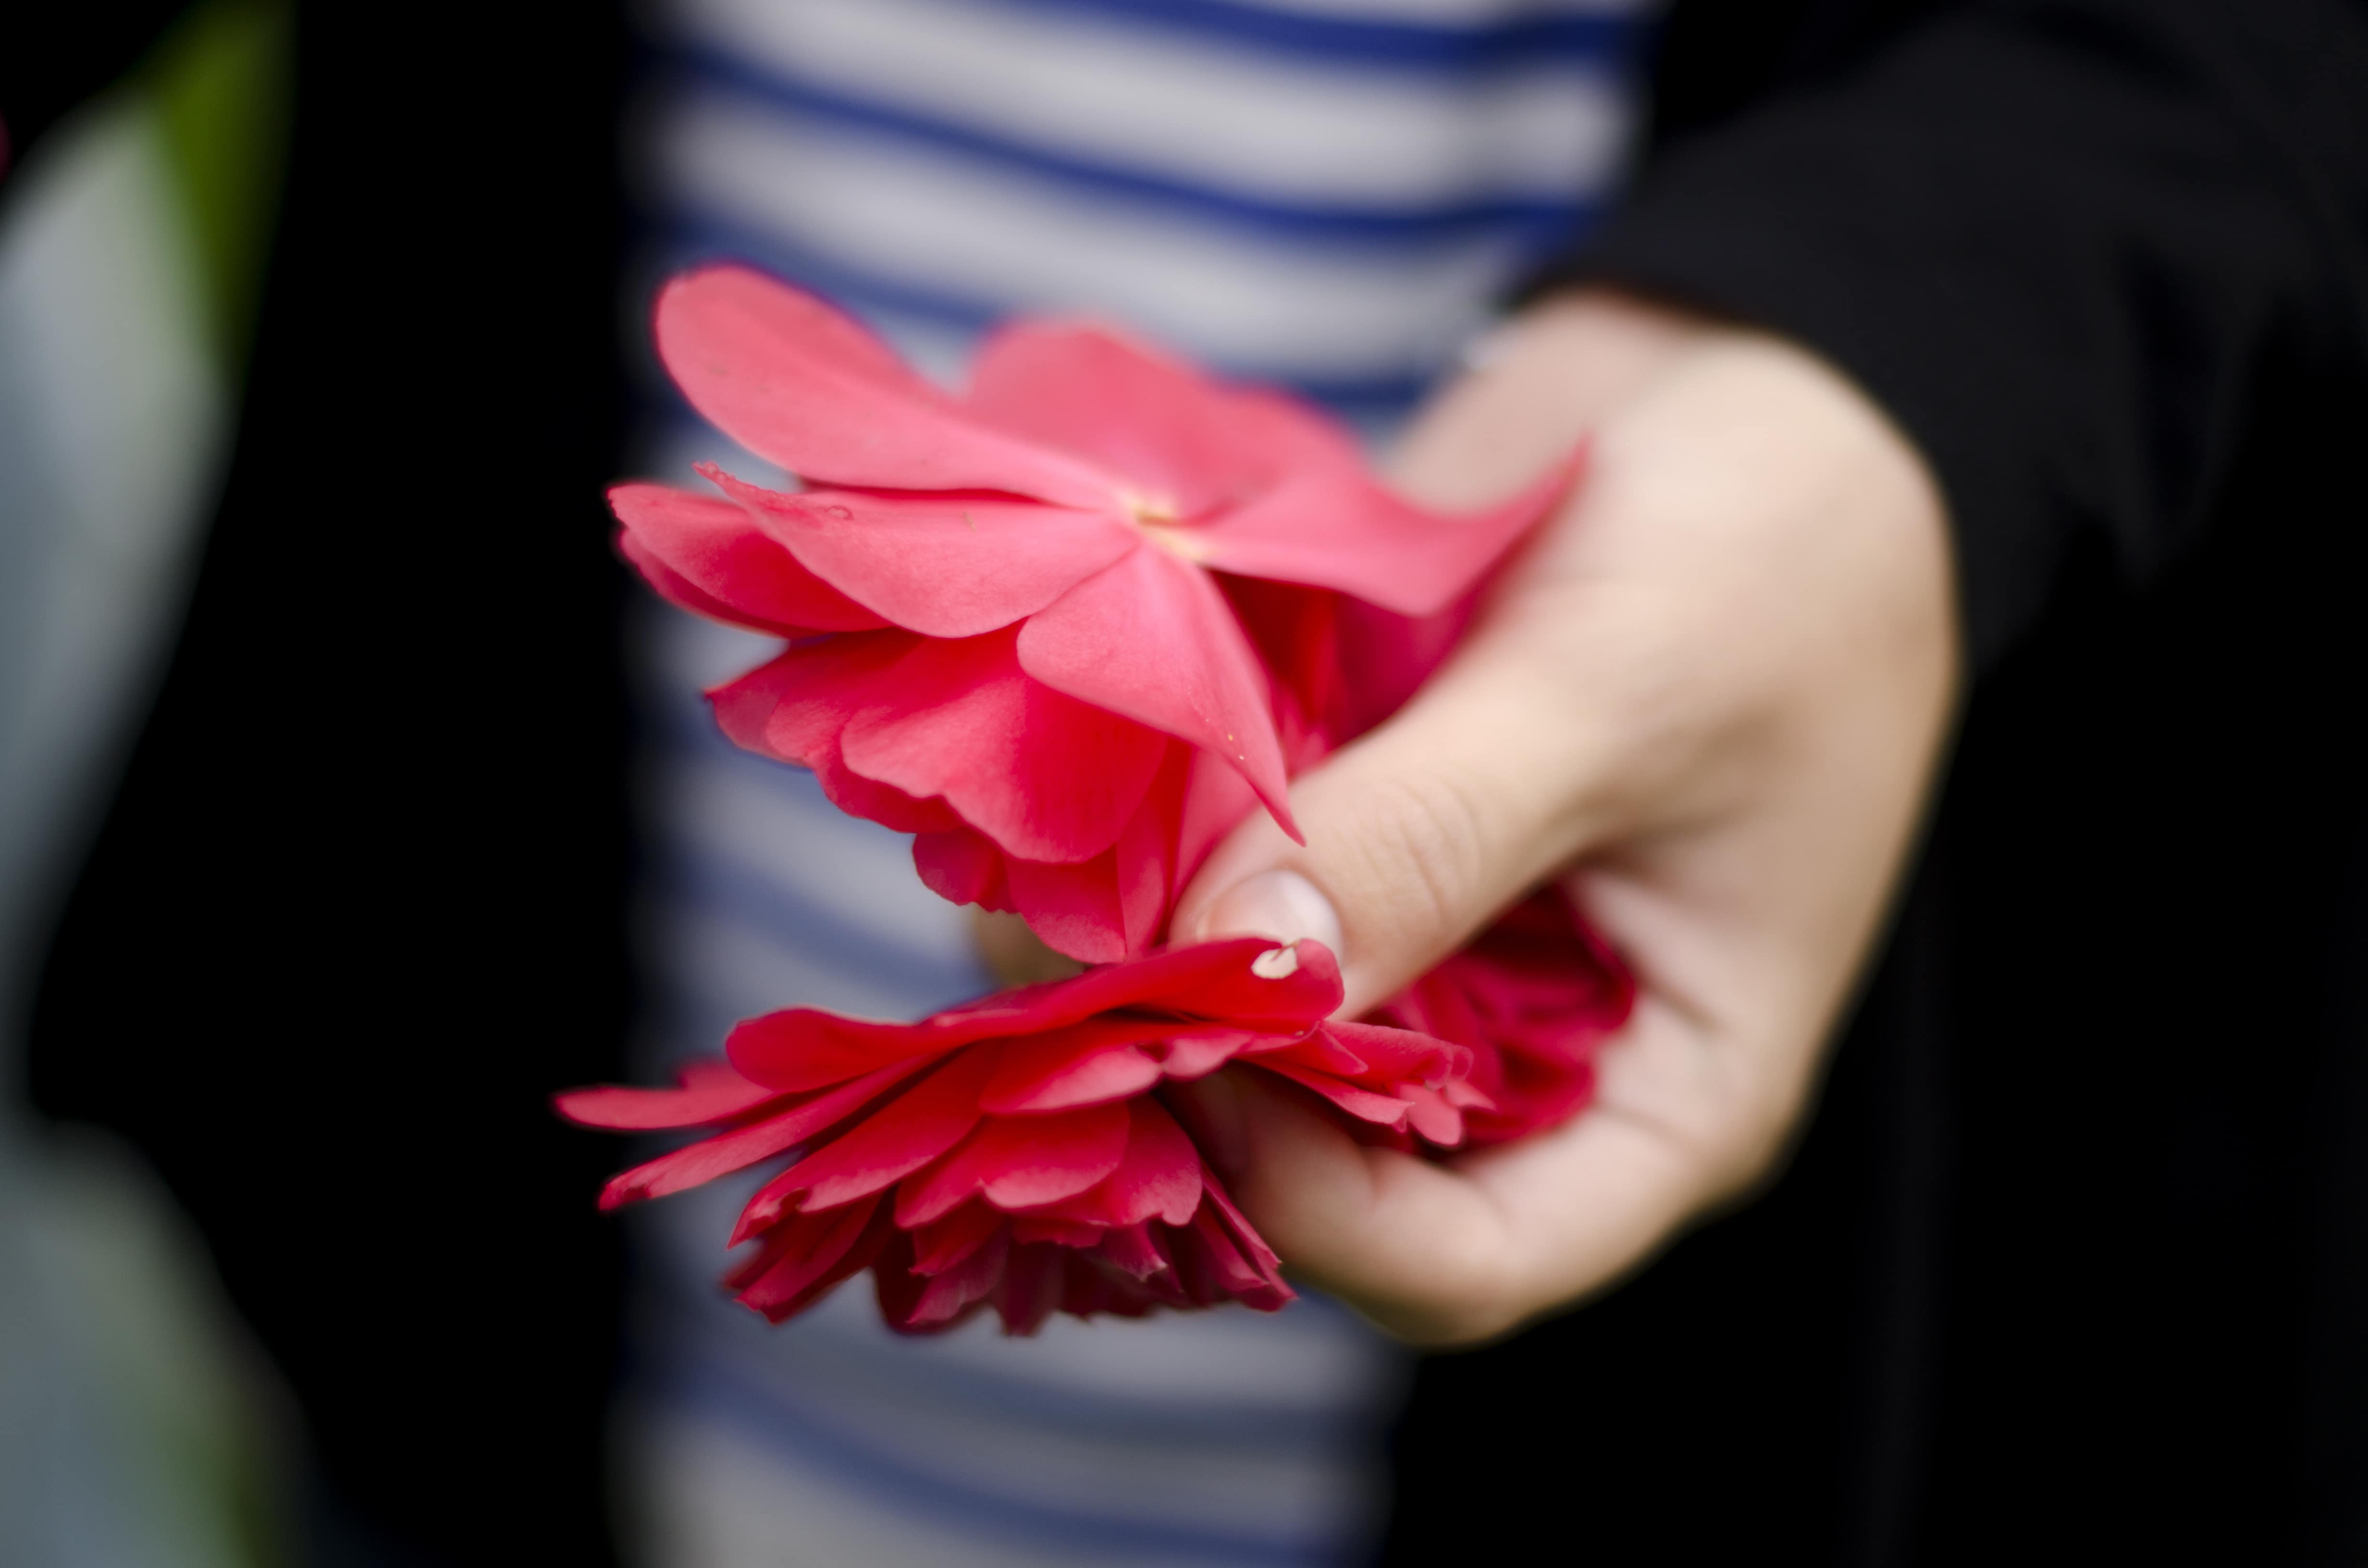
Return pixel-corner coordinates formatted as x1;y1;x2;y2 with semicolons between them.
910;1200;1006;1275
1193;445;1585;616
1003;852;1127;964
555;1058;781;1130
1111;753;1188;957
594;1056;925;1211
894;1102;1131;1225
611;483;888;634
1320;1019;1468;1084
654;265;1123;508
748;936;1341;1098
1018;546;1296;839
1096;1222;1170;1280
1198;1170;1289;1291
707;637;962;835
758;1046;1002;1213
1010;1215;1104;1248
1153;1030;1262;1080
912;826;1012;911
908;1225;1011;1326
704;466;1140;639
964;321;1358;518
1035;1097;1201;1227
933;936;1337;1044
726;1008;956;1094
1175;748;1260;891
979;1019;1168;1114
1252;1060;1414;1127
732;1198;882;1318
839;630;1168;864
992;1241;1065;1336
1404;1084;1467;1147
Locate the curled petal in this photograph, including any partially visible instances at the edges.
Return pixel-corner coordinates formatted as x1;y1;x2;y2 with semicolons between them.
555;1059;779;1131
912;825;1012;912
980;1018;1167;1114
839;630;1166;865
740;1047;1002;1220
910;1200;1005;1276
707;636;962;835
907;1226;1011;1326
1194;445;1586;617
655;265;1123;508
610;483;888;634
732;1198;888;1323
894;1101;1131;1226
1253;1062;1415;1128
965;321;1357;518
1019;546;1296;840
597;1055;937;1211
1030;1097;1202;1227
1002;847;1128;965
705;466;1139;639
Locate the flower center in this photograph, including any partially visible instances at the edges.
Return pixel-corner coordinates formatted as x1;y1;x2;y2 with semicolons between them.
1125;493;1210;561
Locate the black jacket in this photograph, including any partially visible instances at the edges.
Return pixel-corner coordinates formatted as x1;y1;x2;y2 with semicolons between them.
1392;2;2368;1561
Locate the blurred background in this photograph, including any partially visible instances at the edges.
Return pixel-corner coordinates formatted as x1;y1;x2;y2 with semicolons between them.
1;3;1653;1563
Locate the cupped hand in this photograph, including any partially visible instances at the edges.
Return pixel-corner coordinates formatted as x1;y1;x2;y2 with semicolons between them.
1167;292;1961;1345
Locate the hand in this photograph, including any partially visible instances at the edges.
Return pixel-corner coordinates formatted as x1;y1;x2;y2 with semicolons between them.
1167;292;1960;1345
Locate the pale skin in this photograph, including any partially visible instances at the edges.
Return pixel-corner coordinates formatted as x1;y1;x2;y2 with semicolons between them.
1147;291;1964;1346
974;290;1958;1344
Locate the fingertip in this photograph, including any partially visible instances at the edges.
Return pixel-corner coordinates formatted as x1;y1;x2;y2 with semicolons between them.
1196;868;1344;955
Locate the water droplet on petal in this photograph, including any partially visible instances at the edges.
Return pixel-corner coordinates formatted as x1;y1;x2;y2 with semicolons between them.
824;504;853;520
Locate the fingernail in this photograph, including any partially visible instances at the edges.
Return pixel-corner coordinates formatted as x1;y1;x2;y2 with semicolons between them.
1201;869;1344;958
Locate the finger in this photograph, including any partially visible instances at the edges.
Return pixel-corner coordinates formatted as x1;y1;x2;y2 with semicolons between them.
1177;1051;1709;1345
1172;624;1611;1017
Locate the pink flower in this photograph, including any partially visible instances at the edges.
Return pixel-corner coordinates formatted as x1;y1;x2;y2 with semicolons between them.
557;938;1469;1334
1372;889;1636;1146
614;265;1574;962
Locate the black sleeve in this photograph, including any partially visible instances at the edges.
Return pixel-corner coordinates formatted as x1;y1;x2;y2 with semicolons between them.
1;5;195;174
1534;0;2368;669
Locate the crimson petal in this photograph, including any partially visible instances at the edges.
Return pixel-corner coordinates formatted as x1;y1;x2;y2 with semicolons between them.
757;1047;1002;1213
596;1054;930;1210
895;1102;1131;1225
555;1059;780;1130
979;1019;1167;1114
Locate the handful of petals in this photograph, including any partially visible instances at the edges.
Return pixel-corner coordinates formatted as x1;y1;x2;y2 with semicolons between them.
576;265;1633;1334
614;265;1573;963
557;940;1468;1333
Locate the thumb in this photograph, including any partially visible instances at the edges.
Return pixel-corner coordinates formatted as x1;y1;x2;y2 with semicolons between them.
1173;637;1602;1017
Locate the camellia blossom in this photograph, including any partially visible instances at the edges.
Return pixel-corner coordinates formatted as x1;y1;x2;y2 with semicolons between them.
557;939;1472;1333
614;264;1577;962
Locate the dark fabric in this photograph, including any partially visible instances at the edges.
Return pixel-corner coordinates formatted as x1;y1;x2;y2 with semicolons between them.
23;6;635;1565
0;4;198;172
1392;1;2368;1562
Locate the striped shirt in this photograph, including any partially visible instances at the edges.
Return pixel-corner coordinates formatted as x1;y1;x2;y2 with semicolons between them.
623;2;1652;1562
